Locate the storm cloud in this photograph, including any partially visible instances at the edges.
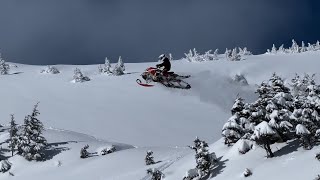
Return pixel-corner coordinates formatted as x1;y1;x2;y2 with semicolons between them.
0;0;318;65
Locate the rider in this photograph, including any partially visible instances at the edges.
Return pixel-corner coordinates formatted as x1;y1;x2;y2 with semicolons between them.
156;54;171;76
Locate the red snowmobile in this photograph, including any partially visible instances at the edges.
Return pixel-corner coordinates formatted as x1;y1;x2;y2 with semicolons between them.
136;67;191;89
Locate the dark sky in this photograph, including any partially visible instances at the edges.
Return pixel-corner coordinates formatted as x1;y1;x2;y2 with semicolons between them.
0;0;319;65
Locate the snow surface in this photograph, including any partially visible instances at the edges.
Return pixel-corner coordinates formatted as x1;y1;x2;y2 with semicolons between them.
1;51;320;179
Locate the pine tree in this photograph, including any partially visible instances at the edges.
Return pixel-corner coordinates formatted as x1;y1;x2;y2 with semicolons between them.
80;144;89;158
112;56;125;75
147;168;165;180
213;49;219;60
296;124;312;149
230;48;241;61
73;68;90;82
101;145;116;155
243;168;252;177
300;41;307;52
188;137;217;178
145;150;155;165
251;121;279;158
8;114;19;157
17;103;47;161
271;44;277;54
0;160;12;173
0;53;10;75
40;65;60;74
291;39;299;53
98;57;112;74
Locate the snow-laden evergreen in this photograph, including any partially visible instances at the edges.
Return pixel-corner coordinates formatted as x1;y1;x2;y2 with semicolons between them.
8;114;18;157
266;39;320;54
147;168;165;180
80;144;89;158
222;72;320;158
145;150;155;165
0;160;11;173
101;145;116;155
40;65;60;74
112;56;125;75
187;137;217;178
183;48;219;62
72;68;90;83
16;103;47;161
0;53;9;75
98;57;112;74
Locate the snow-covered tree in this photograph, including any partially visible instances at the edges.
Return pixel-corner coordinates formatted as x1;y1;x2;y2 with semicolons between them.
251;121;279;158
296;124;312;150
233;74;248;85
271;44;277;54
0;160;11;173
0;53;10;75
112;56;125;75
17;103;47;161
72;68;90;83
145;150;155;165
98;57;112;74
229;48;241;61
213;49;219;60
8;114;19;157
314;174;320;180
101;145;116;155
316;152;320;161
183;169;199;180
80;144;89;158
243;168;252;177
278;44;285;53
147;168;165;180
300;41;307;52
225;48;231;59
188;137;217;178
40;65;60;74
239;47;252;56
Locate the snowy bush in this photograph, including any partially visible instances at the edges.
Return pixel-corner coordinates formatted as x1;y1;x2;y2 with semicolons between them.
146;168;165;180
315;174;320;180
72;68;90;83
98;57;112;74
80;144;89;158
188;137;217;178
0;54;10;75
40;65;60;74
183;48;218;62
229;48;241;61
17;103;47;161
243;168;252;177
145;150;155;165
112;56;125;76
101;145;116;155
0;160;11;173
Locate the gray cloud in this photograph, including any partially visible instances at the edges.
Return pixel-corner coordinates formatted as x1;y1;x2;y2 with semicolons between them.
0;0;318;65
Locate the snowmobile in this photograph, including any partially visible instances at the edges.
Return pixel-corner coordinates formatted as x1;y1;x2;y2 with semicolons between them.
136;67;191;89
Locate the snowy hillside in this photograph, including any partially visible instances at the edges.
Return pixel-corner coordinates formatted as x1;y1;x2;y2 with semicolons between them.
1;49;320;179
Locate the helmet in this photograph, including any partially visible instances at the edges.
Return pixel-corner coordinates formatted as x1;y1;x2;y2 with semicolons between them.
158;54;166;60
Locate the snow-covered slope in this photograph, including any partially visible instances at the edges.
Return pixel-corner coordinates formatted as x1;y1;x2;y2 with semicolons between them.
1;51;320;179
